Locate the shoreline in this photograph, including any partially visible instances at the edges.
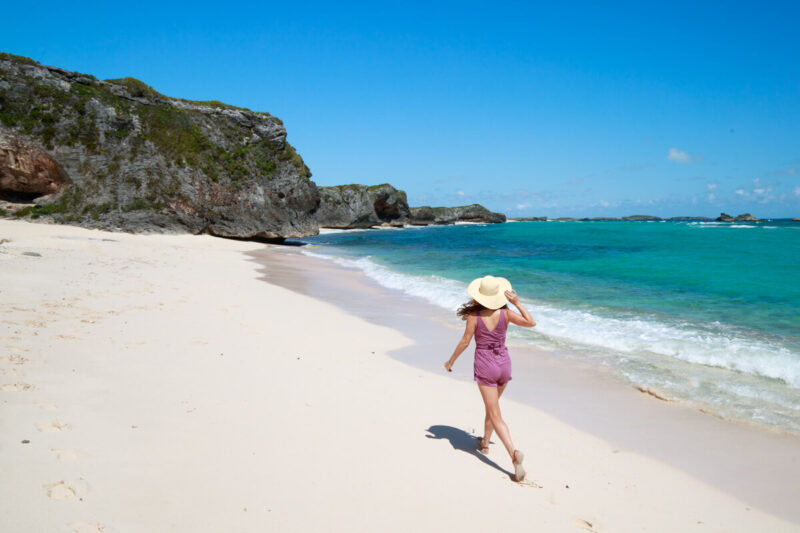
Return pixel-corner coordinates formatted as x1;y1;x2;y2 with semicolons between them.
249;244;800;523
2;219;799;531
299;220;800;437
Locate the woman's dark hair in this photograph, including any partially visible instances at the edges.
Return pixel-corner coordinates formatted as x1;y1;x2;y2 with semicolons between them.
456;299;508;320
457;299;484;320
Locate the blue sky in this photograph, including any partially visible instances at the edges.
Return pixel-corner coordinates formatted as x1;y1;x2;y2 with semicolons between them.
4;1;800;217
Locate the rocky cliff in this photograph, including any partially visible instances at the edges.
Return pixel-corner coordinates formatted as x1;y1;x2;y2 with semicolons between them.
409;204;506;225
0;52;318;238
316;185;506;228
315;184;410;228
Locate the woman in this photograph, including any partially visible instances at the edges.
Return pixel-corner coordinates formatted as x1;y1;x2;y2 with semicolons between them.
444;275;536;482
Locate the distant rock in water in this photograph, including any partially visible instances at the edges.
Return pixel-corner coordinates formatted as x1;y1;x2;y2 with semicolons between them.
0;52;318;238
716;212;759;222
409;204;506;225
315;184;410;228
793;217;800;222
622;215;662;221
510;216;547;221
580;215;660;221
668;216;711;221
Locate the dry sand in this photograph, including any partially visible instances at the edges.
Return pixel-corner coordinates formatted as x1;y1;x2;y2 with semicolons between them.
1;219;798;532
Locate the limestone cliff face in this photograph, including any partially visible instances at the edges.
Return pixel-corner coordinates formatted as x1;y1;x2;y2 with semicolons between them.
0;53;319;238
315;184;410;228
409;204;506;225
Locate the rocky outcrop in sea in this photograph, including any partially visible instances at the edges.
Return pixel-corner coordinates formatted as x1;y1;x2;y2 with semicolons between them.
315;184;410;228
716;212;759;222
315;185;505;228
409;204;506;225
0;52;318;238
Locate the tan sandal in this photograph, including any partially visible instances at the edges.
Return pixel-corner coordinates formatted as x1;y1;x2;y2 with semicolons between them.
513;450;526;482
476;436;490;455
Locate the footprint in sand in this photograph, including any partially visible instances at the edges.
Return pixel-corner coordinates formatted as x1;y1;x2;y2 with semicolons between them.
1;354;27;364
1;368;20;376
37;421;69;432
37;402;59;411
44;481;77;500
1;382;36;392
52;448;79;462
69;522;105;533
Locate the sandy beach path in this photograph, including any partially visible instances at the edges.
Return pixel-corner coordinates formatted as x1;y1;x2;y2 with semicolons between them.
1;219;797;532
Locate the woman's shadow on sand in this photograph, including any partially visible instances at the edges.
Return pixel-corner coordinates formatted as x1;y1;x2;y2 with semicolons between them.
425;425;513;479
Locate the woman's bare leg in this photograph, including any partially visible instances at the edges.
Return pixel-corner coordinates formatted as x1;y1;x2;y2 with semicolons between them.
478;383;515;459
482;383;508;445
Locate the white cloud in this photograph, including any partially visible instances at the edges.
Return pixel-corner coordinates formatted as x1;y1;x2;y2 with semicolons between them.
753;177;760;184
754;188;765;195
736;189;746;196
457;190;465;197
794;186;800;196
707;183;717;191
515;203;530;210
667;147;696;163
707;193;716;202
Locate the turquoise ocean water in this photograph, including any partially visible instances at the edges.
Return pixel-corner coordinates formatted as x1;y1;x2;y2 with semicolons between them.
300;220;800;434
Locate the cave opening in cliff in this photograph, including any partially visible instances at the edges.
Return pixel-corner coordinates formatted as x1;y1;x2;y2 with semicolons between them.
0;190;46;203
373;195;400;222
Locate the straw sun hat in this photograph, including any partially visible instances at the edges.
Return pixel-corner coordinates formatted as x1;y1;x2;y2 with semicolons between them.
468;275;512;309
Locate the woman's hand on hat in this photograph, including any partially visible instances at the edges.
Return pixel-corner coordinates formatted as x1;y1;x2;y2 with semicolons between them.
505;289;519;305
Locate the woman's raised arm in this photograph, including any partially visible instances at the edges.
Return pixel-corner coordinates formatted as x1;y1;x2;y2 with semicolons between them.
504;290;536;328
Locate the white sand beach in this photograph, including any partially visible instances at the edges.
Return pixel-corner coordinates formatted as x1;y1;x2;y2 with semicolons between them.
1;219;798;532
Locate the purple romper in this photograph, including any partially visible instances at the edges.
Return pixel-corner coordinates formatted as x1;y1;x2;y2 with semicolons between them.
473;309;512;387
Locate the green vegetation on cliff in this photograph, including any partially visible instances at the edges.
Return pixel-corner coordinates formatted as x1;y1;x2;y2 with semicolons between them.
0;52;319;238
0;54;310;187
